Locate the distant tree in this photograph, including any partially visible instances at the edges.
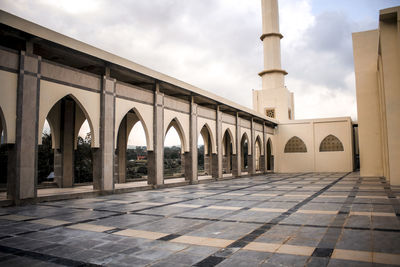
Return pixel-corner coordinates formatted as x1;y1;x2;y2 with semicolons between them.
74;133;92;183
38;133;54;184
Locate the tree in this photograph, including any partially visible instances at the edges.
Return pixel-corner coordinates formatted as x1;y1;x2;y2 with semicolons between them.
37;133;54;184
74;132;92;184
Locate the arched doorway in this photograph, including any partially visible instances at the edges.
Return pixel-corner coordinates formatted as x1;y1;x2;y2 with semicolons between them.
241;133;249;173
164;119;186;182
198;124;213;176
39;95;94;188
115;109;149;184
267;138;273;171
255;136;262;171
222;130;233;174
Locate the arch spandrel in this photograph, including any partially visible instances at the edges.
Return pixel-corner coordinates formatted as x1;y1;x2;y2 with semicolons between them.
222;124;236;154
319;134;344;152
39;80;100;147
199;122;216;154
115;98;153;151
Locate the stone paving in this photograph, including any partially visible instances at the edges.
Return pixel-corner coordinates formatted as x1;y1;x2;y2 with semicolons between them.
0;172;399;266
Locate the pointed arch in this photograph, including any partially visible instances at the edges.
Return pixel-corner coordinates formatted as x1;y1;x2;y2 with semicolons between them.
121;107;150;149
0;106;7;144
39;93;95;147
199;123;215;155
267;138;273;171
255;135;263;156
284;136;307;153
222;128;235;155
319;134;344;152
165;118;187;154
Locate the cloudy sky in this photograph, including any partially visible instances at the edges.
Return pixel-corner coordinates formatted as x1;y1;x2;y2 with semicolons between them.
1;0;398;146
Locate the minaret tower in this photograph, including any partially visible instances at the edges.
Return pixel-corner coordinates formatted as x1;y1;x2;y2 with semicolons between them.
253;0;294;121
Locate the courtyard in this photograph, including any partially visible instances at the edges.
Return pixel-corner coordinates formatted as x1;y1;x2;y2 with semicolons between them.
0;172;399;266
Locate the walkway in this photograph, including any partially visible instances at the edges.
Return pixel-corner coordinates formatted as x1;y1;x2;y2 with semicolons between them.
0;172;399;266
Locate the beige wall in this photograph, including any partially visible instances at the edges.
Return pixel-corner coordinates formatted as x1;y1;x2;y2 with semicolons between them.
276;118;353;173
0;70;17;144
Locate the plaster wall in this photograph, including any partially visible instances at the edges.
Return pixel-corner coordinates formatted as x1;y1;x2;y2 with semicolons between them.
0;70;17;143
352;30;384;177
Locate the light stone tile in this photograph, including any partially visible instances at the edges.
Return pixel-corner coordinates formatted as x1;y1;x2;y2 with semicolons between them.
373;252;400;265
171;235;233;248
356;196;387;199
277;244;315;256
350;211;396;217
332;249;372;263
0;214;35;221
223;193;245;196
30;218;70;226
139;202;164;206
318;195;347;198
243;242;280;253
284;194;311;197
113;229;168;239
206;205;242;211
195;192;214;195
250;208;287;213
67;223;115;232
107;200;132;204
172;203;202;208
252;193;278;197
297;210;338;215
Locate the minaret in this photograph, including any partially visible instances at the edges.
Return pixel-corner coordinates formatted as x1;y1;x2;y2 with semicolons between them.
253;0;294;121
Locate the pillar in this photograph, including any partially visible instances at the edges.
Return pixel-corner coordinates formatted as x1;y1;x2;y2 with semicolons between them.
8;51;40;201
93;73;115;191
185;97;198;183
232;113;241;177
262;123;267;173
248;118;256;175
212;106;222;179
147;83;164;186
58;99;75;187
117;117;127;183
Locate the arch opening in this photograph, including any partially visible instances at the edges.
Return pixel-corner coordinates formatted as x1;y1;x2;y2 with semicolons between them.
222;130;233;174
255;136;262;171
38;95;94;188
198;125;212;176
115;109;149;184
267;138;274;171
0;107;7;190
241;133;249;172
164;119;185;181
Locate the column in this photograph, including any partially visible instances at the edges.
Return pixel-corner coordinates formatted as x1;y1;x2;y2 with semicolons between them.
147;83;164;186
261;123;267;173
232;113;241;177
185;96;198;184
93;73;115;191
8;51;40;201
59;99;75;187
212;106;222;179
117;117;127;183
248;118;256;175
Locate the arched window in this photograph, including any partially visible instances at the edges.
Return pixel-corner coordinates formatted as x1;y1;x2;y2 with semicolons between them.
319;135;344;152
284;136;307;153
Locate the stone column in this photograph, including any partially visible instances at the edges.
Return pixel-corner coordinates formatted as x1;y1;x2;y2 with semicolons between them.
248;118;256;175
8;52;40;201
93;74;115;191
262;123;267;173
147;83;164;186
232;113;241;177
117;116;127;183
185;97;198;184
59;99;75;187
212;106;222;179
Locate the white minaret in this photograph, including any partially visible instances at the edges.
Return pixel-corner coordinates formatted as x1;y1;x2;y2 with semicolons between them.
253;0;294;121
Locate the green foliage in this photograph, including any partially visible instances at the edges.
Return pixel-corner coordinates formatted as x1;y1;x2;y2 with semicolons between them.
164;146;182;177
74;133;92;184
38;133;54;184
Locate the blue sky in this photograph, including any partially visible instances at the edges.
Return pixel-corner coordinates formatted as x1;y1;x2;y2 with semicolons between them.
1;0;398;146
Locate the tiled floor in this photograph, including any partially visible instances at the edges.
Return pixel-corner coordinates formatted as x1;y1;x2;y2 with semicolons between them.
0;172;400;266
